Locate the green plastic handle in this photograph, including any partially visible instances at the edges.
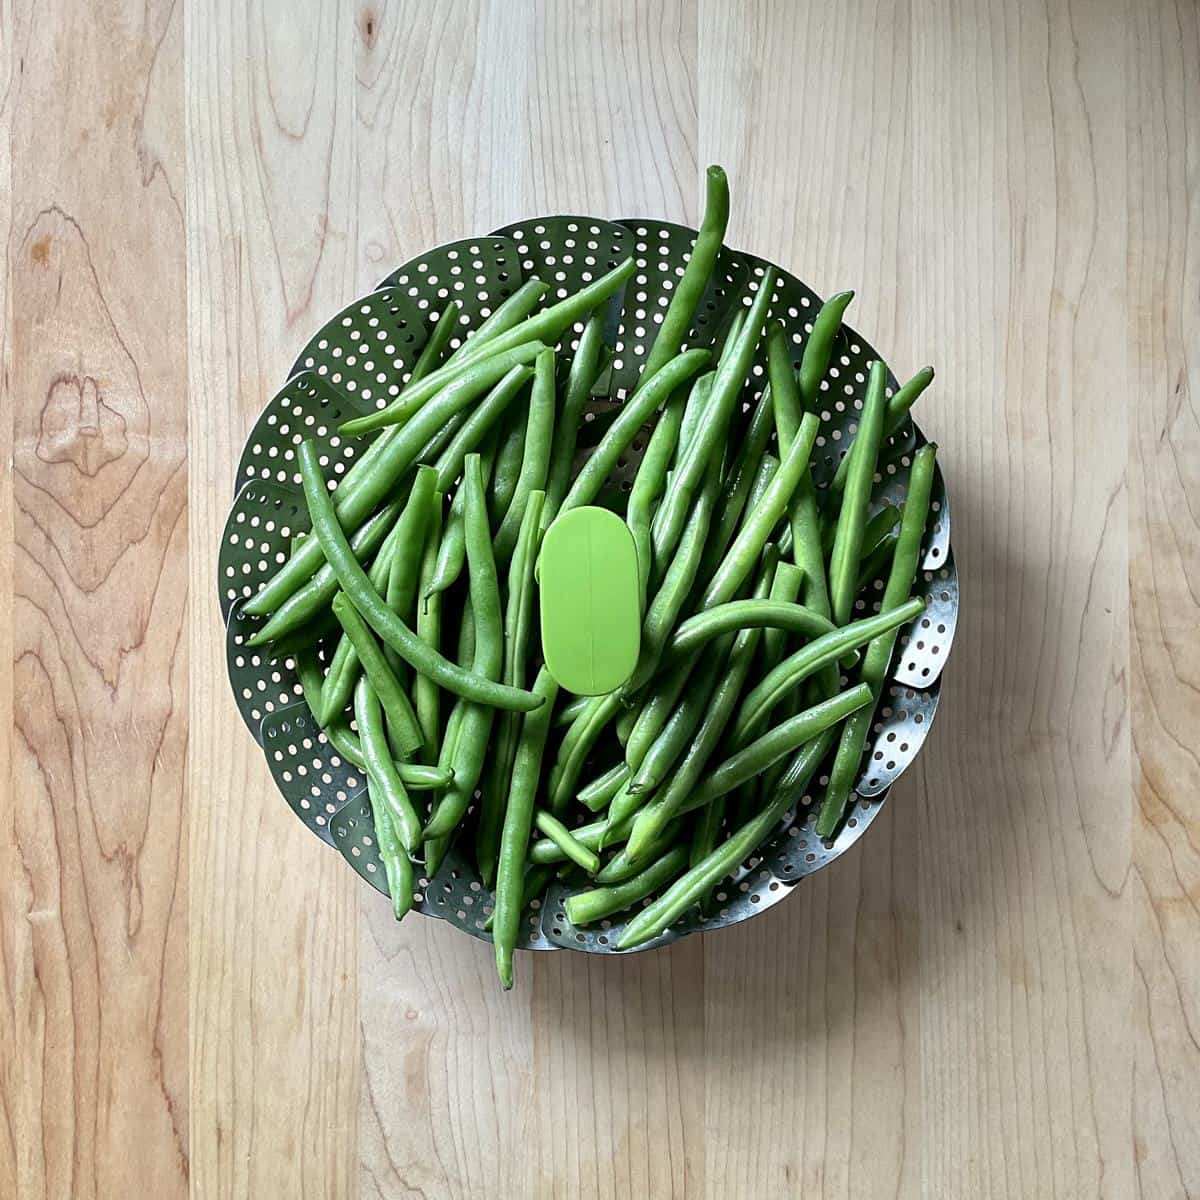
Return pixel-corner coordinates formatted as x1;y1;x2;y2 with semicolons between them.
539;507;641;695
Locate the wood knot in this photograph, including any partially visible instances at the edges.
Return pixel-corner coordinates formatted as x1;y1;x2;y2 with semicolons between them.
39;372;128;476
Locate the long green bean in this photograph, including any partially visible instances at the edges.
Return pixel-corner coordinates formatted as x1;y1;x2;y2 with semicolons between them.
297;441;543;711
494;348;555;561
816;443;937;835
495;667;559;988
828;360;888;624
423;454;505;840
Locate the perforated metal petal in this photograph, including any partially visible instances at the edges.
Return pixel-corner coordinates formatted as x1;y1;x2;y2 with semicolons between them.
380;235;525;342
288;286;428;412
235;370;379;495
539;785;893;954
329;795;553;951
221;210;959;960
260;701;368;842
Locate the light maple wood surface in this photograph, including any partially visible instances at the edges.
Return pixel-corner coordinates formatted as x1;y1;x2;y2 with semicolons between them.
3;1;1196;1197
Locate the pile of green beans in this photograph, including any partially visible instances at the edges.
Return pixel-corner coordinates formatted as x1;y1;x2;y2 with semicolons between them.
240;166;938;988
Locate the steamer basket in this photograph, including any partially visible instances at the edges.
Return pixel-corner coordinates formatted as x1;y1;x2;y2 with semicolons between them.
220;212;957;955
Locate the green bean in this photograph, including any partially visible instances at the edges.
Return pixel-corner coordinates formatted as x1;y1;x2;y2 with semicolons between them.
623;454;721;696
423;454;504;840
301;299;459;547
662;597;838;664
649;271;776;561
822;500;899;559
626;390;685;598
352;675;422;853
624;664;690;774
482;863;553;932
319;466;439;722
489;407;528;526
316;525;405;729
425;440;497;599
294;650;452;787
701;411;818;609
622;569;773;862
247;344;545;617
673;372;715;467
629;637;728;793
565;846;689;927
558;348;709;515
470;279;551;345
798;291;854;410
731;596;925;747
476;491;545;886
534;811;600;875
625;545;778;775
297;441;543;711
817;443;937;836
494;348;555;561
638;165;729;383
619;731;835;949
554;694;591;727
548;692;622;815
695;391;775;584
342;259;634;437
577;763;629;812
431;364;532;493
414;501;443;752
412;299;463;373
595;819;683;885
758;563;806;671
544;311;608;523
495;666;560;988
856;534;898;592
330;593;424;756
602;777;647;848
358;734;414;923
246;497;403;646
689;683;871;811
828;360;888;624
382;474;440;674
829;366;934;496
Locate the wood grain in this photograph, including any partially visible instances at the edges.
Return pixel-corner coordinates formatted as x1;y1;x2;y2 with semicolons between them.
5;1;190;1197
2;0;1197;1197
185;2;361;1197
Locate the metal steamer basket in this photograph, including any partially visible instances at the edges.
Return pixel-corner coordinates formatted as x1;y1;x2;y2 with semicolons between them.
219;213;958;955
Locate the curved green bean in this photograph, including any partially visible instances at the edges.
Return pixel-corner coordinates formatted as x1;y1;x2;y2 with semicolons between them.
246;496;403;646
342;258;634;437
638;165;729;383
558;348;710;515
830;365;935;496
828;360;888;624
476;490;545;886
534;811;600;875
626;390;685;598
431;364;531;493
352;674;422;853
423;454;505;840
544;311;608;523
619;730;835;949
565;846;689;927
330;593;424;756
298;441;543;711
817;443;937;836
663;597;837;663
548;692;622;815
494;348;555;561
495;666;560;989
798;290;853;411
731;596;925;747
